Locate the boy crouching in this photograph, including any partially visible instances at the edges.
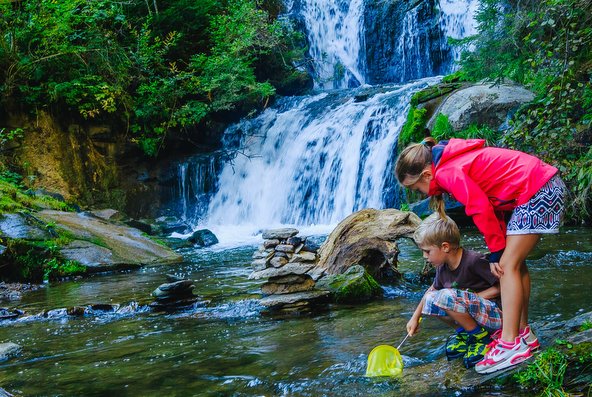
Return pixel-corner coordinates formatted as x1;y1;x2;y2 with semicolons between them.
407;214;502;368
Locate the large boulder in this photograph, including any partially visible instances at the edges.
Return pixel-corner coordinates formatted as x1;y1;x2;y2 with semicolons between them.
35;210;182;270
428;83;535;131
316;209;421;281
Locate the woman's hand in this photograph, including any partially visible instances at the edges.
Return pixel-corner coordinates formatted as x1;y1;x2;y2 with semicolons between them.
490;262;504;278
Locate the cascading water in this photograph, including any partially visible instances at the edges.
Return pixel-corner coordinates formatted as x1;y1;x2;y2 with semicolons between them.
438;0;479;62
297;0;366;89
175;0;479;243
206;78;440;230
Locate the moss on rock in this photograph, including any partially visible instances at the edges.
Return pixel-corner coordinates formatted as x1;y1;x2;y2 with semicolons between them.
317;264;382;303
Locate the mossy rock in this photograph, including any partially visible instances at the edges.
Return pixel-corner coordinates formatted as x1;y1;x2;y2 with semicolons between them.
316;264;382;303
410;83;462;106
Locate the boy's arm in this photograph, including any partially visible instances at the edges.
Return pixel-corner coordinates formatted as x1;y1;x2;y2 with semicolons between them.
476;283;500;300
407;284;435;335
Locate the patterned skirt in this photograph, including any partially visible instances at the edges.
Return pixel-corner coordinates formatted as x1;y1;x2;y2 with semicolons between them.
507;174;566;235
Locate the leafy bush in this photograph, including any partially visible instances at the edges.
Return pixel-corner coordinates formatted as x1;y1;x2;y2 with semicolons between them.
399;106;428;148
0;0;307;156
455;0;592;223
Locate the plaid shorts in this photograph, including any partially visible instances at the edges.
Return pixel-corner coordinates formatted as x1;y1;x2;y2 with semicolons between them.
507;174;566;235
422;288;502;330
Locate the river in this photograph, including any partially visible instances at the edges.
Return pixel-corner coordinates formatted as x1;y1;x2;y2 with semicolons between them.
0;227;590;396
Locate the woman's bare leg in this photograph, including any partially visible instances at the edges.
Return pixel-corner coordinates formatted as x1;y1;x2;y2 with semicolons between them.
520;261;530;329
499;234;540;343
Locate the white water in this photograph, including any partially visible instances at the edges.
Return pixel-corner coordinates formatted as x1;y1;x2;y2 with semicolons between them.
438;0;479;61
198;77;441;244
298;0;366;89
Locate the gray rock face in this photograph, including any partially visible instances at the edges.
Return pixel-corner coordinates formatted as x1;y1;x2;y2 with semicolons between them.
430;83;535;131
36;210;182;268
0;213;52;240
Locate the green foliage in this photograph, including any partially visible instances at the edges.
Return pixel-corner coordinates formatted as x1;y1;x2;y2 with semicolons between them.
514;348;568;397
5;239;85;282
43;258;86;282
455;0;592;223
399;106;428;148
431;114;455;142
580;320;592;332
0;0;307;156
0;177;72;214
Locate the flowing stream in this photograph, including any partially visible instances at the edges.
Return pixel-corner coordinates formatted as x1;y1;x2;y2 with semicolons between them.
0;229;591;396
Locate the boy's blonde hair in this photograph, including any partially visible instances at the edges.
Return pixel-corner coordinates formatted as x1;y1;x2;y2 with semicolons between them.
413;213;460;248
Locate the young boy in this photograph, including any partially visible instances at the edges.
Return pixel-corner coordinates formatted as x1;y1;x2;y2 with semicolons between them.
406;214;502;369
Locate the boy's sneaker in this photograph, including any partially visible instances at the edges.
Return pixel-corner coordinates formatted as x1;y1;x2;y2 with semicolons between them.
475;336;532;374
463;341;489;369
445;331;468;360
462;326;492;368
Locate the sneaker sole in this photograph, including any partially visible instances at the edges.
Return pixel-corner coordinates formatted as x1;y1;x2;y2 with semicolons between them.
446;351;466;361
475;350;532;374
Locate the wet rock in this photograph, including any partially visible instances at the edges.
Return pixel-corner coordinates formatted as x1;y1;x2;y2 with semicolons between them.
188;229;219;247
90;304;118;312
0;282;43;302
0;308;24;320
315;265;382;303
0;342;21;362
152;280;195;299
36;210;182;268
67;306;88;316
150;278;199;311
125;219;153;235
262;228;299;240
249;263;315;280
261;276;315;295
259;290;330;309
0;213;52;240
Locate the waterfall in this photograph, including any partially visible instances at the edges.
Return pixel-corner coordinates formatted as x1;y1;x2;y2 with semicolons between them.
203;78;440;235
438;0;479;62
174;0;479;244
298;0;366;89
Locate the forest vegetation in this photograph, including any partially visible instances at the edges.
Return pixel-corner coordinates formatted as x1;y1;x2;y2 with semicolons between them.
0;0;590;222
0;0;307;156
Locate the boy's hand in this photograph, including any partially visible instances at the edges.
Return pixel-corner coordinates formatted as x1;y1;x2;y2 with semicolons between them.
406;318;421;336
490;262;503;278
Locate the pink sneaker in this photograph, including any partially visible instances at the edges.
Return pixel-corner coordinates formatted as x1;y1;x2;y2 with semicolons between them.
489;326;539;350
475;336;532;374
520;326;540;351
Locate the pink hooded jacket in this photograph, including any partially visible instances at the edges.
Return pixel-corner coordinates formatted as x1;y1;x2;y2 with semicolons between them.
428;138;558;253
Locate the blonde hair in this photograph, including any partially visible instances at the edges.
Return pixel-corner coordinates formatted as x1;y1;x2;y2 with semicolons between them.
413;213;460;249
394;137;446;218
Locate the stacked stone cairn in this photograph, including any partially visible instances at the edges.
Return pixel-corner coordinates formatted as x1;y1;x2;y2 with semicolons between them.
150;274;199;311
249;228;329;312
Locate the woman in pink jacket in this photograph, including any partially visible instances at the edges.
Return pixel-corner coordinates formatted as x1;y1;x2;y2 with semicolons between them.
395;137;566;373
